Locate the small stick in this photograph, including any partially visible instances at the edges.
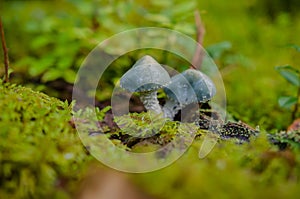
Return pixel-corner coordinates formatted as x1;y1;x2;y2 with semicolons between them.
0;17;9;83
191;10;206;70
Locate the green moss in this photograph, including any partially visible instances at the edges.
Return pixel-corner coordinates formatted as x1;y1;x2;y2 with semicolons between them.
1;81;300;199
112;112;203;149
0;81;91;198
134;133;300;199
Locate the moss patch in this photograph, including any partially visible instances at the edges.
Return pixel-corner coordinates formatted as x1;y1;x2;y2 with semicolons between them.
0;81;91;198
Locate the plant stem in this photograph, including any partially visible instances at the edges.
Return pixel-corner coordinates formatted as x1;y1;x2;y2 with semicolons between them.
292;86;300;121
0;17;9;83
190;10;205;70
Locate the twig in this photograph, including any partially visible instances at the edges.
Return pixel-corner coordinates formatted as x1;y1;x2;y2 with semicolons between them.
190;10;206;70
0;17;9;83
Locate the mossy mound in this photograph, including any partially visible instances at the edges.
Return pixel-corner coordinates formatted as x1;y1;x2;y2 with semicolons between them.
1;81;300;199
0;81;90;198
135;135;300;199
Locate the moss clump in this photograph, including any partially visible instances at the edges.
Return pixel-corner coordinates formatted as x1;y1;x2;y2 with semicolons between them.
110;112;203;150
269;130;300;150
0;81;91;198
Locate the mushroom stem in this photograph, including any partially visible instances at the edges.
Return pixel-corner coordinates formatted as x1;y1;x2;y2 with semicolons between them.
162;99;181;119
139;91;162;114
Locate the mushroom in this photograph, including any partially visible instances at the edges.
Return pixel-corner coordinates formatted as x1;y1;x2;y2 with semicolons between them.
120;55;170;114
163;69;216;119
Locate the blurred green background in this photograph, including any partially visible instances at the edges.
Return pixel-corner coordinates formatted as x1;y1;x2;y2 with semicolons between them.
1;0;300;198
1;0;300;129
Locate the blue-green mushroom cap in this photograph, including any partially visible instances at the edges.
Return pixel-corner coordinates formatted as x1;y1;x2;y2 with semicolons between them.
163;73;197;106
182;69;216;102
120;55;171;92
164;69;216;104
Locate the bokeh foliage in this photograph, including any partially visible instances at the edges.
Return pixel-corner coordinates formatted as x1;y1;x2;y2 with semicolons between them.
1;0;300;130
1;0;300;198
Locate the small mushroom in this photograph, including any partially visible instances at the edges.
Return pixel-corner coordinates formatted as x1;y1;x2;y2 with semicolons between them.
120;55;170;114
163;69;216;119
162;73;195;119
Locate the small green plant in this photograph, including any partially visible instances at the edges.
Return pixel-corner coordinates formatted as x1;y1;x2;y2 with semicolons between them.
275;56;300;120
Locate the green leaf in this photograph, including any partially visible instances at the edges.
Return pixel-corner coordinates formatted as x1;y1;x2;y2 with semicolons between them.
42;70;62;82
171;1;197;17
275;65;299;73
275;65;300;87
57;57;74;70
151;0;172;8
173;23;195;35
206;41;232;59
31;35;52;49
287;44;300;52
63;69;77;84
144;13;171;24
278;96;298;109
29;56;56;77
